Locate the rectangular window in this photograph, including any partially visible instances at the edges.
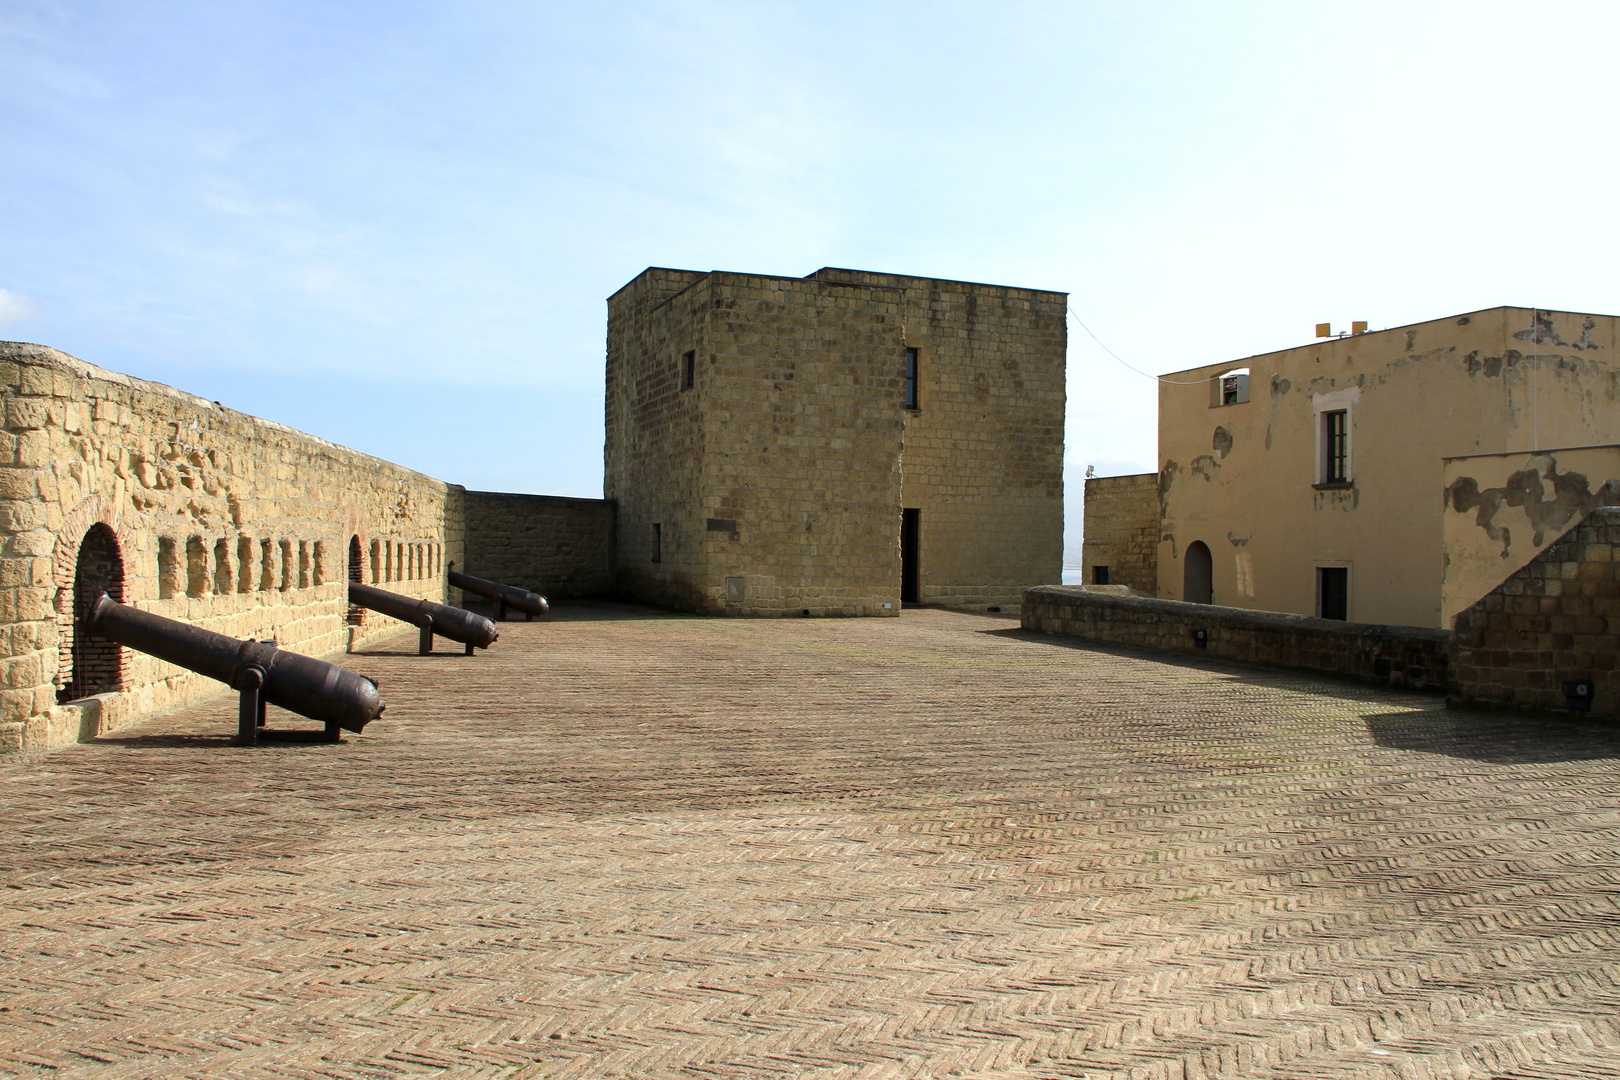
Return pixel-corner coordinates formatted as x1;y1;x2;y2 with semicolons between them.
651;523;662;563
1211;367;1249;406
1092;565;1110;585
1318;566;1349;620
682;350;695;390
1323;410;1349;483
904;347;919;410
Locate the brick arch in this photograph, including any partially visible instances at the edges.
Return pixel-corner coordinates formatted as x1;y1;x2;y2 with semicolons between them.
341;506;367;624
52;495;137;701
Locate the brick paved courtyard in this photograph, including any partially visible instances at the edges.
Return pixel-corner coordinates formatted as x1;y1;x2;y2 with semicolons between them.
2;604;1619;1080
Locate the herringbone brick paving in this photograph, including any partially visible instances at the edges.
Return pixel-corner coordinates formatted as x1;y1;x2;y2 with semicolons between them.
2;604;1618;1079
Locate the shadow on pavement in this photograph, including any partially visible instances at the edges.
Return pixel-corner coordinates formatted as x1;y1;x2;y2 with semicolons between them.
355;648;484;658
1363;710;1620;763
990;627;1620;763
981;625;1443;709
91;732;239;748
459;598;692;623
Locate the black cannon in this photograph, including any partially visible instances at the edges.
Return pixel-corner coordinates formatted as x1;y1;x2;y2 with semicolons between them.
348;581;498;656
85;594;384;745
447;563;549;621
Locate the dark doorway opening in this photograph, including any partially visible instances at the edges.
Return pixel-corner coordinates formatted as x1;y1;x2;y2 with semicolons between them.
347;535;365;625
1183;541;1213;605
62;523;125;704
901;508;920;605
1318;567;1349;620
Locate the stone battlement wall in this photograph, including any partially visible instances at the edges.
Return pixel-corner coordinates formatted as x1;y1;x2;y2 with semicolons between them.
1021;585;1450;691
0;342;474;751
462;491;614;599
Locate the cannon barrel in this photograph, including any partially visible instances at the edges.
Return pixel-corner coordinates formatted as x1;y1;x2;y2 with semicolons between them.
85;595;384;734
348;581;498;652
448;566;549;619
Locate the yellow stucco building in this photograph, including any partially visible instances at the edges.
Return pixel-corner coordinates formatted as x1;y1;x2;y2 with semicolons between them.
1094;307;1620;629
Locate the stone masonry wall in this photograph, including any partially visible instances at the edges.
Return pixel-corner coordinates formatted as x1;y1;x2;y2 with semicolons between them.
1450;506;1620;719
604;268;710;611
1;342;464;752
696;273;906;616
608;270;908;616
1080;473;1158;592
1021;585;1450;692
462;491;614;599
810;268;1066;612
607;266;1065;617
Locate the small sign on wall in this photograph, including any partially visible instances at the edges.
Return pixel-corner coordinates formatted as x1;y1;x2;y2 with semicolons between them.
1564;679;1595;711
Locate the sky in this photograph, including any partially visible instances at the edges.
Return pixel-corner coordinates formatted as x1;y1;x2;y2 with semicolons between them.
3;1;1618;571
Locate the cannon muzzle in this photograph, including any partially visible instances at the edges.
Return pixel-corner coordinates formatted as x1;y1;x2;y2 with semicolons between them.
348;581;498;655
447;564;549;620
85;595;384;742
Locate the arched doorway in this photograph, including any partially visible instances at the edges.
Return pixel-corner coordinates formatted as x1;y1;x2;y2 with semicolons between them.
1184;541;1213;605
346;535;365;625
61;523;125;703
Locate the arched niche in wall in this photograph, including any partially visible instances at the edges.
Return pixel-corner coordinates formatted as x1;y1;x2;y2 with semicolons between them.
1184;540;1213;605
55;524;126;704
346;534;366;625
52;496;135;704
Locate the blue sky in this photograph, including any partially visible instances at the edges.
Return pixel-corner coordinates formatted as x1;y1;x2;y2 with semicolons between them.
3;2;1617;568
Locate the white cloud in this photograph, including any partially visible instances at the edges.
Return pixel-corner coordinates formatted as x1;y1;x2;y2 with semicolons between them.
0;289;41;330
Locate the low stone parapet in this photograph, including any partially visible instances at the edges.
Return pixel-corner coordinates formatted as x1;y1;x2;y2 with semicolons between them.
1021;585;1450;692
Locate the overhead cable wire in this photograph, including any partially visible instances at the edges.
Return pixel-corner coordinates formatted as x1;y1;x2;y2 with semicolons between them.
1065;305;1223;385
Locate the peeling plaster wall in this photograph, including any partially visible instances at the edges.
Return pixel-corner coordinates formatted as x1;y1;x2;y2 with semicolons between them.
1156;307;1620;628
1440;445;1620;625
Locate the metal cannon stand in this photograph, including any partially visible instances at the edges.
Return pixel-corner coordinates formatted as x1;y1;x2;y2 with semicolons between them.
236;662;343;745
416;614;477;657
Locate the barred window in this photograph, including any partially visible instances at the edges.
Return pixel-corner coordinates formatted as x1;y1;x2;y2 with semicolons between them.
1323;410;1349;483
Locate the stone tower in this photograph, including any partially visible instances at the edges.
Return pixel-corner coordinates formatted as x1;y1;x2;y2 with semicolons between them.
605;266;1066;615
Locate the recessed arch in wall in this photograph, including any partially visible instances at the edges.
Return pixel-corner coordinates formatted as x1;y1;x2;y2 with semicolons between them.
347;534;366;625
52;496;134;704
1184;540;1213;605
